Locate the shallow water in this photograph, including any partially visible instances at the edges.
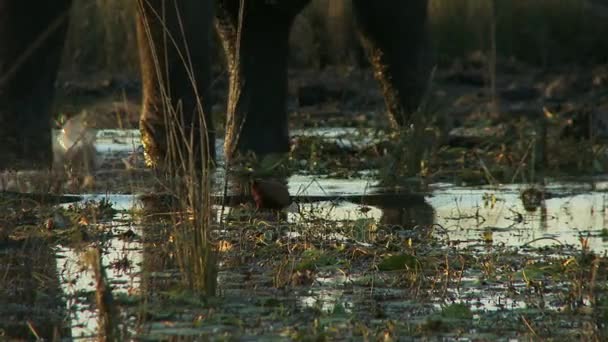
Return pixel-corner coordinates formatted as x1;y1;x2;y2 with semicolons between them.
52;179;608;338
54;127;374;168
46;128;608;339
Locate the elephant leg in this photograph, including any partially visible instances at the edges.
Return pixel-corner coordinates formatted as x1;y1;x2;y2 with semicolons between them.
136;0;215;170
0;1;72;169
216;0;310;161
352;0;430;127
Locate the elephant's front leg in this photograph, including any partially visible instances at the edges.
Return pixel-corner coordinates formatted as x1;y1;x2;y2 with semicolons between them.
352;0;430;127
216;0;310;161
136;0;215;170
0;1;72;169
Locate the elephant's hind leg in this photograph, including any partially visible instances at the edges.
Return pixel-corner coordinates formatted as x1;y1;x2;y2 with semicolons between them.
0;0;72;169
217;0;310;162
136;0;215;170
352;0;430;128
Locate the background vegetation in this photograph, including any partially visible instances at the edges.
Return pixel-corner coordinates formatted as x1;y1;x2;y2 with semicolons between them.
59;0;608;79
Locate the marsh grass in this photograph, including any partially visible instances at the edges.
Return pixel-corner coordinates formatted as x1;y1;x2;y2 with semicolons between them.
137;1;217;295
378;69;446;186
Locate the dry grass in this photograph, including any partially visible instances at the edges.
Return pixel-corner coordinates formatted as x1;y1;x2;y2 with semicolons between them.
136;0;217;295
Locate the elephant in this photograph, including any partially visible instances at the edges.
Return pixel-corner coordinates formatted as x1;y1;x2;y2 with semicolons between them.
0;0;430;171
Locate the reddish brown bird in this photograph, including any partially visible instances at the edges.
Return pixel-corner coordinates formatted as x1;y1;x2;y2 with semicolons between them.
250;179;291;210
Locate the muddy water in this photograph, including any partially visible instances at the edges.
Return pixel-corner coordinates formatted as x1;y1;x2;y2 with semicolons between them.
50;128;608;338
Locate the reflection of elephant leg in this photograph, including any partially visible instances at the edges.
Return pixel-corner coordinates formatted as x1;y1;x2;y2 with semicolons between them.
136;0;215;169
0;1;72;169
352;0;430;127
379;202;435;229
217;0;310;161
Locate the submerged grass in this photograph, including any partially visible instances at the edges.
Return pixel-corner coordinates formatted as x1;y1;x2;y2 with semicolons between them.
196;201;608;340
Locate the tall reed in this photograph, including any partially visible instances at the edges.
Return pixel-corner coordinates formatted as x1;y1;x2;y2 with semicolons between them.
137;0;216;295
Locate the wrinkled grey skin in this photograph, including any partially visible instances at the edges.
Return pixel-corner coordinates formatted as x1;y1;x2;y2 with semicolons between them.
0;0;429;170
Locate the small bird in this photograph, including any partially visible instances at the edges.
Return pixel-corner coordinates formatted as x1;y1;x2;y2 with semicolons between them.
250;179;291;210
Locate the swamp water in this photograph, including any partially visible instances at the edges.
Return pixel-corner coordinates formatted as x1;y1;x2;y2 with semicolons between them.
3;128;607;340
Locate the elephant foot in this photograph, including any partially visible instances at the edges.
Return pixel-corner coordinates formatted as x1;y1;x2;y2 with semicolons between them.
140;119;168;169
230;135;291;161
140;119;216;172
227;152;292;180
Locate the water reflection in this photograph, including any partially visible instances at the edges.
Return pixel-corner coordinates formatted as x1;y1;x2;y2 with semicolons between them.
51;181;608;337
57;195;141;339
0;238;69;339
46;127;608;337
429;186;608;252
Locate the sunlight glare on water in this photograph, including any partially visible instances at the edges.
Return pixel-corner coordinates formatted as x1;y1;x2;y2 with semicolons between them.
57;194;141;339
428;185;608;252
